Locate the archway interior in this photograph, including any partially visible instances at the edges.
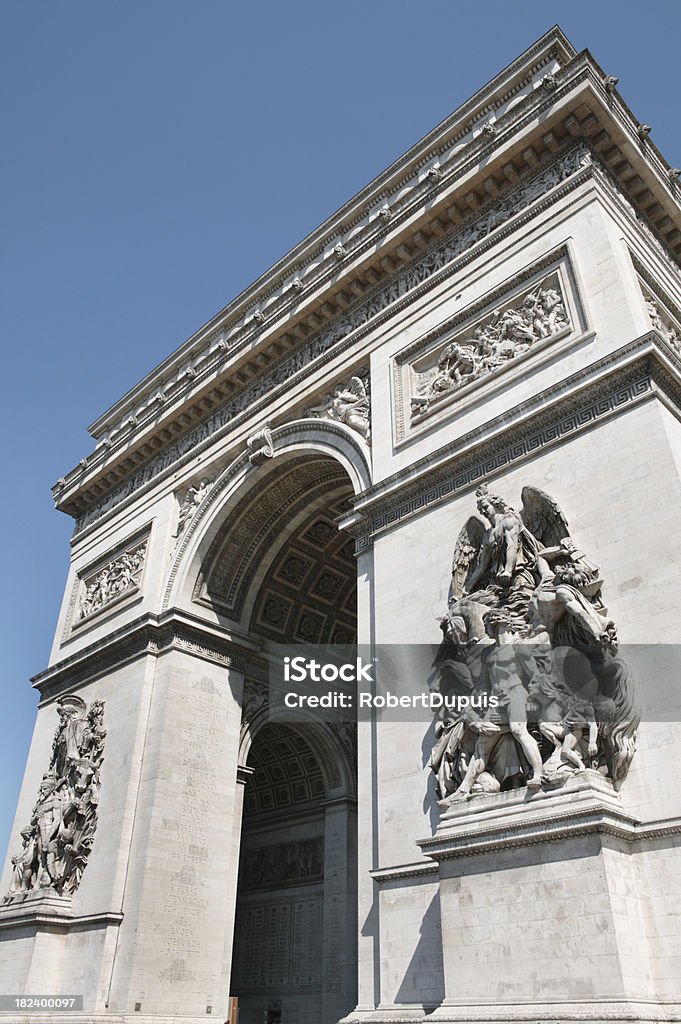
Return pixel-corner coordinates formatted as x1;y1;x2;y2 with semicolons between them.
231;724;327;1023
193;453;357;643
197;455;359;1024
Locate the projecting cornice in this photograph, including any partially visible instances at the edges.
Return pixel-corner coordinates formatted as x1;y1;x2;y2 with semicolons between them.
341;331;681;551
53;28;681;525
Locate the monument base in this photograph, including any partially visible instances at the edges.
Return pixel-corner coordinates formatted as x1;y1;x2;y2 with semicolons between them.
342;775;680;1024
341;1000;681;1024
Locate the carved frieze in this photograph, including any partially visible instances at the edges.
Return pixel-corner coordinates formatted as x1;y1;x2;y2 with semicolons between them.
430;484;641;812
74;146;592;534
3;696;106;903
413;274;569;417
73;532;149;627
241;838;323;889
394;254;583;441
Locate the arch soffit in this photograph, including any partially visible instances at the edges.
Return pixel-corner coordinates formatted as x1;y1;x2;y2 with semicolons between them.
239;703;357;800
163;419;371;613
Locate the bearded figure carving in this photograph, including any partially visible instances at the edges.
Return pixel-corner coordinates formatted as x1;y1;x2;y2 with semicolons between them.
429;484;640;809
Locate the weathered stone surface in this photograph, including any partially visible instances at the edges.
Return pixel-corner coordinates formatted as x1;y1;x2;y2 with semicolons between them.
3;26;681;1024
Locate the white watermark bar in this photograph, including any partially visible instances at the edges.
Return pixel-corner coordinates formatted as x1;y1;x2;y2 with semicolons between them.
0;996;83;1012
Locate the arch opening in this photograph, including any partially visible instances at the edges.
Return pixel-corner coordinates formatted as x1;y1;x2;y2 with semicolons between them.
209;453;359;1024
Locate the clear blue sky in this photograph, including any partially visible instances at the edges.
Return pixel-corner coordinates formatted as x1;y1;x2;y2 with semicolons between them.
1;2;679;860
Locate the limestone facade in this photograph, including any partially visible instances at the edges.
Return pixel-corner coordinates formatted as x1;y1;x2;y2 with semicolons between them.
1;26;681;1024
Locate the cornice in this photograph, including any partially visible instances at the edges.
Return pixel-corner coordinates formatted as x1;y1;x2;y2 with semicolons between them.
369;861;439;883
53;40;681;524
67;145;596;537
343;333;681;549
31;609;261;702
417;804;641;862
85;29;574;438
0;904;123;933
342;1001;681;1024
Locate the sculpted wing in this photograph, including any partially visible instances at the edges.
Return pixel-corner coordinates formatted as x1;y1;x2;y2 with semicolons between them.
347;376;367;401
450;516;486;599
519;485;570;546
599;659;642;789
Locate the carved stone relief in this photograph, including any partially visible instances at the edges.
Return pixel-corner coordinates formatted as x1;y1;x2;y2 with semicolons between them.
174;478;214;539
75;534;148;625
430;483;641;811
3;696;106;902
241;838;323;889
408;271;570;421
304;369;371;442
642;287;681;351
75;146;592;534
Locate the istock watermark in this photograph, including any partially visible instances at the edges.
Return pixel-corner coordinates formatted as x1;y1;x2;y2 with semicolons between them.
264;642;679;726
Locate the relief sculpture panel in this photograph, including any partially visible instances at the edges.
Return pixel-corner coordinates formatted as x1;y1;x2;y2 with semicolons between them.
393;254;584;442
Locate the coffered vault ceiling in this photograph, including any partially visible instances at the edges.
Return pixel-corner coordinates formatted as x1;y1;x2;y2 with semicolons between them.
194;454;357;643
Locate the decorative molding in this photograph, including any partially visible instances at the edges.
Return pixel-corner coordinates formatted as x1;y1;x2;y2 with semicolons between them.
162;418;371;613
0;905;123;933
246;424;275;464
349;336;680;543
342;1000;681;1024
393;247;585;441
369;861;439;883
34;611;253;702
60;36;574;481
64;527;151;637
193;460;350;619
72;146;594;536
54;39;681;522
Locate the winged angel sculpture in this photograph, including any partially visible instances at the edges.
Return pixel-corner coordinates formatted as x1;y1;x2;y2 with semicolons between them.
430;483;640;807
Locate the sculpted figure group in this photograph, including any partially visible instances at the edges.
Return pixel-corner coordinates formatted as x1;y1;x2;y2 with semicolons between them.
430;483;640;807
4;696;106;901
77;543;147;622
413;280;568;416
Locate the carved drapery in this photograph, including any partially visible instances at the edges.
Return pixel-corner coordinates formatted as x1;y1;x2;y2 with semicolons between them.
304;369;371;442
174;478;214;539
430;484;641;811
4;695;106;901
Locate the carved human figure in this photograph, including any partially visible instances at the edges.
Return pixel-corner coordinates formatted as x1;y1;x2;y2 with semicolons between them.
437;342;479;388
432;482;641;807
465;485;538;593
3;695;106;903
32;772;66;887
413;279;571;415
307;374;370;440
175;479;211;537
10;827;37;893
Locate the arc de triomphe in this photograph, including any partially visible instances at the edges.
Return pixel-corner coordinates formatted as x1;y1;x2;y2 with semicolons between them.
2;26;681;1024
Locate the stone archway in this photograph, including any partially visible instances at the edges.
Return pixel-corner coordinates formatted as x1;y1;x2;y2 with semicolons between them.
182;443;362;1024
231;719;357;1024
